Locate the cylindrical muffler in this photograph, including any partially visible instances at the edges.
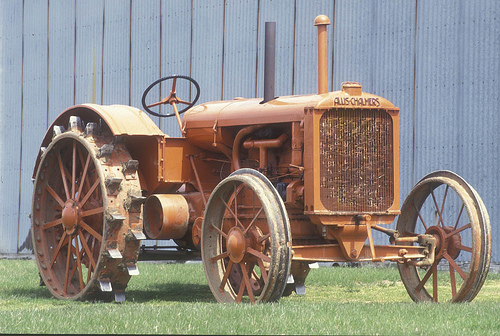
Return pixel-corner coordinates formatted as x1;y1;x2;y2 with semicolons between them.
144;194;190;240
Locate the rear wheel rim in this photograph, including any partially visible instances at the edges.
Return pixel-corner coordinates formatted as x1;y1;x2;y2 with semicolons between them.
32;131;143;300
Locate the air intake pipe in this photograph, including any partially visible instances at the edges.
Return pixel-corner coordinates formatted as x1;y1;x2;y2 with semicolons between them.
314;15;330;94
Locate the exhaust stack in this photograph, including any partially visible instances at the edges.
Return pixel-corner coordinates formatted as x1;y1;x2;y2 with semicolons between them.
263;22;276;103
314;15;330;94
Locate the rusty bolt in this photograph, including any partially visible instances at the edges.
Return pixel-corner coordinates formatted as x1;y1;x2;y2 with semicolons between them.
398;249;408;257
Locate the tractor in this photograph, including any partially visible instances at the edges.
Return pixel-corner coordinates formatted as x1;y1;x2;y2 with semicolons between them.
31;15;491;303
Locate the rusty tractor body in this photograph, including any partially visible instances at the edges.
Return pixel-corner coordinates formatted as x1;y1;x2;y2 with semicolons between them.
31;15;491;303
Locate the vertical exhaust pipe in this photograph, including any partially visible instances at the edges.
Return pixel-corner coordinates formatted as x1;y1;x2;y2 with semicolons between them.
314;15;330;94
262;22;276;103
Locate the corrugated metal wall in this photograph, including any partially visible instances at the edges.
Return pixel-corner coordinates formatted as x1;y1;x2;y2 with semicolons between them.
1;0;499;261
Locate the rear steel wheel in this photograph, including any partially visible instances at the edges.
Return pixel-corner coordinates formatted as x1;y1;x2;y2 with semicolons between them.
32;124;143;300
397;171;491;302
202;169;291;303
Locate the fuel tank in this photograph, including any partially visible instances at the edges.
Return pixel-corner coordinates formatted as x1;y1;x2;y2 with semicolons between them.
181;83;396;152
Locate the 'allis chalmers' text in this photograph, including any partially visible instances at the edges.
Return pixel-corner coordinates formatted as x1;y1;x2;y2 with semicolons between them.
333;97;380;107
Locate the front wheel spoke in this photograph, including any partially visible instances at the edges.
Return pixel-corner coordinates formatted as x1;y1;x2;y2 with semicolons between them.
241;262;255;304
454;203;465;230
445;223;471;238
416;259;439;293
211;224;228;239
210;251;228;263
42;218;63;230
430;188;445;227
49;231;68;268
458;244;472;253
438;185;449;225
443;252;467;280
244;207;264;235
220;196;245;230
247;247;271;263
80;221;102;242
81;207;104;217
257;257;268;283
219;259;234;292
236;265;246;303
45;185;66;208
413;202;428;231
257;233;270;244
449;264;457;297
432;263;438;302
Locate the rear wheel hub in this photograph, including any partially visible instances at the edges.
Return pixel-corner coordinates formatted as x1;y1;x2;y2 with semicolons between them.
62;200;79;234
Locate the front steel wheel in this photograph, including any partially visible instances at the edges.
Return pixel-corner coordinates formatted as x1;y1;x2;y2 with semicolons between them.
202;169;291;303
31;125;143;300
397;171;491;302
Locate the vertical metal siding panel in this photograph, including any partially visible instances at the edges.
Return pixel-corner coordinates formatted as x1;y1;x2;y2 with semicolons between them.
130;0;161;127
457;1;500;261
256;0;295;98
293;0;334;95
48;0;76;121
413;0;500;261
222;1;259;100
102;0;131;105
18;0;49;252
75;0;104;105
160;0;192;137
333;0;376;92
414;0;461;182
373;1;416;209
191;0;225;103
0;1;23;253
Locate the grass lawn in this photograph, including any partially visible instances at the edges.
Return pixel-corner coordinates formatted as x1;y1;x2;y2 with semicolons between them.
1;259;499;335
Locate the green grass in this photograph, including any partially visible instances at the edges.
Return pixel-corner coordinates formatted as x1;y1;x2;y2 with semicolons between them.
1;259;500;334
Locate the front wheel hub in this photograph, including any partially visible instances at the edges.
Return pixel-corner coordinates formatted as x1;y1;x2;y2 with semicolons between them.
227;227;246;263
426;225;462;260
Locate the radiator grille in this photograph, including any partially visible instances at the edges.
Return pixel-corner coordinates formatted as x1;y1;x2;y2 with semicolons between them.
319;109;394;212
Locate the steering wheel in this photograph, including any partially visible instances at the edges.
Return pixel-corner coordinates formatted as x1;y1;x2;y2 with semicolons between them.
141;75;200;117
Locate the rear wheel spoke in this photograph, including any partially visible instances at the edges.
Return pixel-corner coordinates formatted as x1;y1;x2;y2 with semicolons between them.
57;152;71;201
42;218;63;230
74;238;84;291
45;185;66;208
81;207;104;217
80;221;102;242
49;232;68;268
80;179;100;208
78;229;96;270
63;235;73;294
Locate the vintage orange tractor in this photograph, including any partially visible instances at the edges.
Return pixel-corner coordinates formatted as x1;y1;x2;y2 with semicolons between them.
31;15;491;303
